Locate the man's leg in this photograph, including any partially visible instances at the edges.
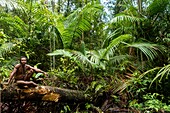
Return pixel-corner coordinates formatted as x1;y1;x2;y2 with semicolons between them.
16;80;37;87
24;69;34;81
16;69;38;88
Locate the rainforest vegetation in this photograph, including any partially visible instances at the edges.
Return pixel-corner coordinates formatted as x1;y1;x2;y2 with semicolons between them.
0;0;170;112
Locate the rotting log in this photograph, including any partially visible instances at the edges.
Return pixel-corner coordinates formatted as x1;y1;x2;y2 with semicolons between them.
1;83;87;102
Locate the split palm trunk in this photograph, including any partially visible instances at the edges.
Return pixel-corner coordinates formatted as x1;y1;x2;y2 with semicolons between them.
1;84;87;102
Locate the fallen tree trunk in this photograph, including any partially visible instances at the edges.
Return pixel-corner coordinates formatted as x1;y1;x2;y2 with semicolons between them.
1;83;87;102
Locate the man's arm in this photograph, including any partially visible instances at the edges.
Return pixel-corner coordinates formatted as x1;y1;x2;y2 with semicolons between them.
7;65;19;84
27;65;47;75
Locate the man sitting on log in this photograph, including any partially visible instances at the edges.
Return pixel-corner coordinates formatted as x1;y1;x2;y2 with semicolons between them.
7;56;47;88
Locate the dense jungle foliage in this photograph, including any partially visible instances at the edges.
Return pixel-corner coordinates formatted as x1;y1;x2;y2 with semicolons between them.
0;0;170;112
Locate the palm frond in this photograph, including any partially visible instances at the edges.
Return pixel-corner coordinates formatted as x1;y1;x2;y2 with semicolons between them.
62;3;103;48
146;0;169;16
112;67;160;94
86;49;107;69
0;0;19;10
110;55;132;65
0;42;14;58
102;29;121;48
112;79;131;94
101;34;133;60
26;4;64;48
0;13;27;37
150;64;170;88
127;43;165;61
47;49;95;71
47;49;72;57
111;14;145;24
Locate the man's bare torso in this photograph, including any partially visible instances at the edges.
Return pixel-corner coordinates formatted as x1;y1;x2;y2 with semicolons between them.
14;64;32;80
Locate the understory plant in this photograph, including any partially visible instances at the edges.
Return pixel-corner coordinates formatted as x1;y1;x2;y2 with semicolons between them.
130;93;170;112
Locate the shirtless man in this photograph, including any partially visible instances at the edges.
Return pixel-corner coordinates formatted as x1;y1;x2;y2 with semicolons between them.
7;56;47;87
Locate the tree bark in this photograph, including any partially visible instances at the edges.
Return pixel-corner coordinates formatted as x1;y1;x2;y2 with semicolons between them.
1;83;87;102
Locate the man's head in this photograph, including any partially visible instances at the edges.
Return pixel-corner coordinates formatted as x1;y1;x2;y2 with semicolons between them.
20;56;27;65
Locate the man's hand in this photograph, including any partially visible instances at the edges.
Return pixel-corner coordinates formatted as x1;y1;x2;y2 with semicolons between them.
3;82;9;85
43;72;48;76
2;82;9;89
